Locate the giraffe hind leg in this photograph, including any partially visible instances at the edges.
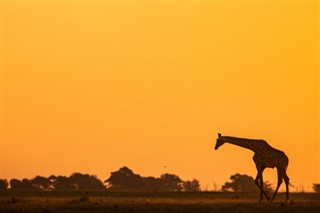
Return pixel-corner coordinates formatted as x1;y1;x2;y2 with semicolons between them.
283;173;290;202
270;169;284;203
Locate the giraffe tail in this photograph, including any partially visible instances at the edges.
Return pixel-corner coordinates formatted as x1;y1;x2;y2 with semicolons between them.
287;177;294;187
284;163;293;187
284;171;294;187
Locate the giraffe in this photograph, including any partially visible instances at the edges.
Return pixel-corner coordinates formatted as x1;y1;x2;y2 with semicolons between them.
214;133;290;202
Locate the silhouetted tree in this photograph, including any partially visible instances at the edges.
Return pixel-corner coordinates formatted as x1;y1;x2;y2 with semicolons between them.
106;167;143;191
31;176;50;191
159;173;183;192
142;176;161;191
10;178;35;191
222;173;273;193
53;175;77;191
313;183;320;193
182;179;200;192
0;179;8;191
22;178;36;190
9;179;21;191
69;173;105;191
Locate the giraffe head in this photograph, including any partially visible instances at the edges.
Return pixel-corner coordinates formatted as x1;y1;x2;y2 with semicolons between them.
214;133;225;150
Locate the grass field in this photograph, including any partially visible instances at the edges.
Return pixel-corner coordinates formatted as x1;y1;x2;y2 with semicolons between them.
1;191;319;213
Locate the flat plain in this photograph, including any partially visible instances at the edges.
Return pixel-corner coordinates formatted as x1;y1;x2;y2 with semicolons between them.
1;191;319;213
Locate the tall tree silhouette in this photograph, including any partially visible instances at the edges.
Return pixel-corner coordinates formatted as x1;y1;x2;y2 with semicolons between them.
105;167;143;191
69;173;105;191
160;173;183;192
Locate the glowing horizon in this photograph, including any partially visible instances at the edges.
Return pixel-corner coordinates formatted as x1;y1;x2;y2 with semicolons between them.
1;1;319;191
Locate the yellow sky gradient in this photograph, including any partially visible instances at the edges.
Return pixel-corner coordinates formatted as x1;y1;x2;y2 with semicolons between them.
1;1;319;191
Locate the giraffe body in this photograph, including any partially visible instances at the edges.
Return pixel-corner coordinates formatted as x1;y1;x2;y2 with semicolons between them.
253;149;288;169
215;133;290;202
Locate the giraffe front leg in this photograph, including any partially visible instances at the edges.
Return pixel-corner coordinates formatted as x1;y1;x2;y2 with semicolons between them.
255;172;270;202
254;172;263;202
254;173;263;202
260;173;270;201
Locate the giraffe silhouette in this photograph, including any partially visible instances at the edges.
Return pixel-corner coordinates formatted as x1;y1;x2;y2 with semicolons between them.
215;133;290;202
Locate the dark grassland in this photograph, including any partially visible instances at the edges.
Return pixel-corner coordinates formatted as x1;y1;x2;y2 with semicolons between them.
1;191;319;213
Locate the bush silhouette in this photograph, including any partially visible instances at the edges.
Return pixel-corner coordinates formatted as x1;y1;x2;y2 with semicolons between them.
222;173;273;193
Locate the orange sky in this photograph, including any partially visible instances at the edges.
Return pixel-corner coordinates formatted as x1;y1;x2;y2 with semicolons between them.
1;1;319;191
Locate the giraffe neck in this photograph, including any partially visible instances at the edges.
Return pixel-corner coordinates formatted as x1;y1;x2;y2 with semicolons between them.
221;136;269;152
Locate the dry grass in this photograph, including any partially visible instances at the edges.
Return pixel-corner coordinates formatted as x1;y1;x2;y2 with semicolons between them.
1;191;319;213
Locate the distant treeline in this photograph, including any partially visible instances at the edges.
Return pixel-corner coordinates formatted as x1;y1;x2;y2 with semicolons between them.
1;166;319;193
0;167;200;192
